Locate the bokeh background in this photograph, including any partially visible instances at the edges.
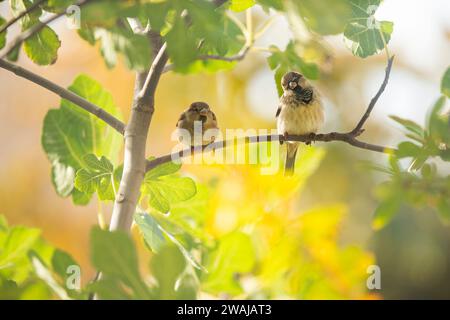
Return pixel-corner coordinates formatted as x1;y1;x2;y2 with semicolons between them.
0;0;449;299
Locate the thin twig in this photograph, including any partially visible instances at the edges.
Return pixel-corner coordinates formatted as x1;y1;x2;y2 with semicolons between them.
0;0;90;59
0;59;125;134
0;0;47;35
351;56;395;135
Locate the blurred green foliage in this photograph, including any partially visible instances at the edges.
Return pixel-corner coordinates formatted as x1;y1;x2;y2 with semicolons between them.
373;70;450;229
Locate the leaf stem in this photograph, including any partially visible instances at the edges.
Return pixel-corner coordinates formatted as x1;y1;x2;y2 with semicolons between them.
246;8;254;46
226;12;247;38
97;200;106;229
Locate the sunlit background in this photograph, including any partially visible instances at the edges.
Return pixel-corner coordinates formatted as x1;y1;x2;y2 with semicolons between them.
0;0;449;299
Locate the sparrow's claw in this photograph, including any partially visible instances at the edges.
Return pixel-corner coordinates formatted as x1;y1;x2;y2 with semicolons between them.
305;132;316;146
280;132;290;145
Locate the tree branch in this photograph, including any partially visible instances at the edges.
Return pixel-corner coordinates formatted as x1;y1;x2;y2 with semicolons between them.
145;133;396;172
109;33;168;233
0;58;125;134
351;56;395;135
0;0;90;59
0;0;47;35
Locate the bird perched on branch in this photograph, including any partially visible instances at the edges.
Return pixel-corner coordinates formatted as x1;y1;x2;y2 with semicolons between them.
276;71;324;176
176;101;219;146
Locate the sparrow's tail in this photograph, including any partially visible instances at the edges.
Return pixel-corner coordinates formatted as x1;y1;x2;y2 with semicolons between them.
284;143;299;176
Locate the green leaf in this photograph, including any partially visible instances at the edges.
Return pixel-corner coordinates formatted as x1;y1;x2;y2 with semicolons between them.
41;0;75;13
150;245;186;300
267;41;319;96
142;161;197;213
396;141;422;159
202;232;255;295
23;25;61;65
257;0;283;10
74;154;116;201
42;74;123;200
159;225;205;271
0;16;6;49
94;28;152;71
134;2;170;32
6;43;21;62
294;0;352;35
427;96;447;136
51;249;78;280
71;187;92;206
90;227;150;299
437;197;450;223
343;0;393;58
145;159;182;180
0;226;41;267
10;0;42;27
389;115;425;139
441;67;450;98
134;212;166;253
175;273;198;300
50;161;75;197
72;1;122;28
373;195;401;230
165;16;198;70
229;0;256;12
164;0;244;73
0;215;8;232
135;209;205;270
29;252;71;300
74;1;155;70
142;175;197;214
344;21;392;58
88;276;132;300
169;184;209;240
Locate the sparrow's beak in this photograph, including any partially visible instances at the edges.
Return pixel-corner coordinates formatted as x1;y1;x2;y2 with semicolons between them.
199;108;208;116
289;81;298;89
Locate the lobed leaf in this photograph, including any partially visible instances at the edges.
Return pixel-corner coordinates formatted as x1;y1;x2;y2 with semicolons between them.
42;75;123;203
343;0;393;58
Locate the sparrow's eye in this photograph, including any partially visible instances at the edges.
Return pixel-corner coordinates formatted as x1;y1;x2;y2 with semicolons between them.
288;81;298;89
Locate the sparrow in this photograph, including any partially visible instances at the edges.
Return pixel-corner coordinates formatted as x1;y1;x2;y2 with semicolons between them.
176;101;219;146
276;71;325;176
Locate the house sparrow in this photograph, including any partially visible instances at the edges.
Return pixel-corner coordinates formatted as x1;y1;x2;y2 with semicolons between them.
176;101;219;146
276;71;324;176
